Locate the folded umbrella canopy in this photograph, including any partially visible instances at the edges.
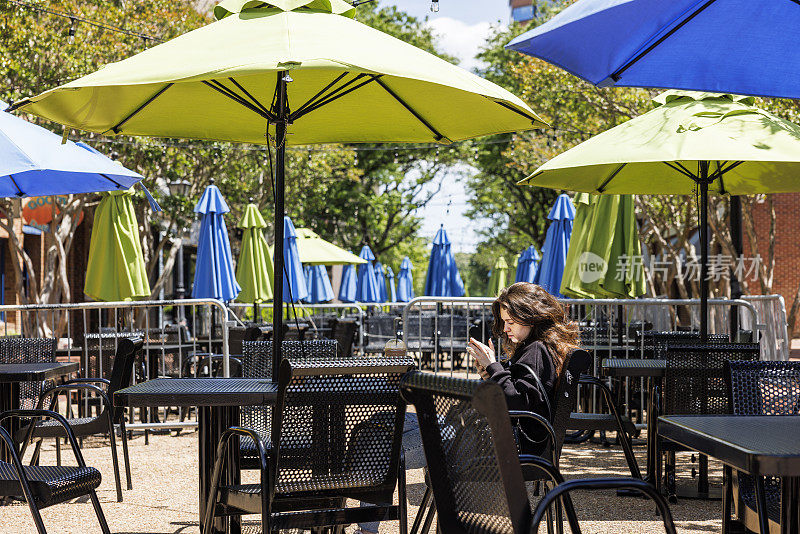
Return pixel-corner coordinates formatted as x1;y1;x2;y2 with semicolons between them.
385;266;397;303
374;261;388;303
487;256;509;296
355;245;381;303
424;226;465;297
338;263;357;303
561;193;646;299
523;90;800;335
532;194;575;298
84;189;150;302
515;245;540;283
505;0;800;100
279;216;309;303
303;264;334;304
235;203;273;304
397;256;414;302
13;0;543;377
192;181;241;301
0;101;143;197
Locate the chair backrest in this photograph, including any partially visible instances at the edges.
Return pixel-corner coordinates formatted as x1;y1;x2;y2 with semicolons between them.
272;357;414;503
401;372;531;534
107;337;144;421
637;331;729;358
549;349;592;460
331;319;358;359
726;360;800;416
664;343;760;415
0;338;57;410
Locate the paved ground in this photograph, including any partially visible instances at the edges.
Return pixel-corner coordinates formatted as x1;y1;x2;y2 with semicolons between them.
0;423;724;533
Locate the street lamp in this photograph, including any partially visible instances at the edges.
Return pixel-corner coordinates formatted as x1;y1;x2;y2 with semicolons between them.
167;179;191;323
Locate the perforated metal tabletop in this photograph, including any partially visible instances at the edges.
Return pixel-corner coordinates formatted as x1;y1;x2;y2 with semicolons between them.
0;362;79;382
601;358;665;377
114;378;278;407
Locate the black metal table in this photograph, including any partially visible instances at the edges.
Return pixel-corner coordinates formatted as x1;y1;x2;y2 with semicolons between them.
659;415;800;534
115;378;278;534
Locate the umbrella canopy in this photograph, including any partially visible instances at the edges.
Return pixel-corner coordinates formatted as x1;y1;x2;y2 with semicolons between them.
338;263;357;303
279;216;309;303
191;182;241;301
293;228;365;265
355;245;381;303
561;193;646;299
532;194;575;297
487;256;509;296
14;0;543;377
424;227;465;297
84;189;150;302
303;264;334;303
397;256;414;302
385;266;397;303
0;101;143;197
235;203;273;303
505;0;800;100
374;261;388;303
515;245;540;283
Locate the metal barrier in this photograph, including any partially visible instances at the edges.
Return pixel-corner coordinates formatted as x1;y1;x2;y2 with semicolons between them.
741;295;790;361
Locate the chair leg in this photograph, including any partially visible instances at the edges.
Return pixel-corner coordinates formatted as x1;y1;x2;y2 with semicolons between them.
55;438;61;467
754;476;770;534
106;412;123;502
410;486;433;534
30;439;43;466
120;419;133;490
89;489;112;534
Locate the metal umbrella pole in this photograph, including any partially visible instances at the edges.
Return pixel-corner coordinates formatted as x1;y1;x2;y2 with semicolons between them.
272;73;288;380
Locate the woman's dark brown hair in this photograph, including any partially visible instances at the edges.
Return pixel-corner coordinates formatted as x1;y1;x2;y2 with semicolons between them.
491;282;579;375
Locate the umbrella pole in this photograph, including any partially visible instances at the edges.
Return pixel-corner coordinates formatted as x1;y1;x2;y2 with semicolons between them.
699;162;710;342
272;74;288;379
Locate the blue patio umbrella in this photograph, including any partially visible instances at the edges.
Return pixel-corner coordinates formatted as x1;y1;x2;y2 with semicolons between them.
338;264;357;303
424;226;465;297
505;0;800;100
532;194;575;297
385;266;397;303
0;101;143;196
515;245;541;283
397;257;415;302
280;216;309;303
374;261;388;303
191;181;241;301
303;264;334;304
355;245;381;303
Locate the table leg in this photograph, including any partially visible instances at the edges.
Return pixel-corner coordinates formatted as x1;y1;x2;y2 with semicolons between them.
199;405;241;534
781;476;800;534
0;382;20;463
644;377;661;487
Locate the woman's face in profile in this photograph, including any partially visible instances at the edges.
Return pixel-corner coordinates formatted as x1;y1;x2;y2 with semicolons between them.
500;307;532;344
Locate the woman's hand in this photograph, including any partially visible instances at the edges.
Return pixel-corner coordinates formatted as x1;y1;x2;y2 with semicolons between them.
468;337;496;377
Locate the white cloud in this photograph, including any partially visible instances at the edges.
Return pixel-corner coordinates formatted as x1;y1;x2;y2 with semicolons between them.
426;17;496;73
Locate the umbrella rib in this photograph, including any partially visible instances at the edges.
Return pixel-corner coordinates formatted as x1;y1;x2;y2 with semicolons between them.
373;77;445;142
8;175;24;197
610;0;719;82
291;74;377;121
663;161;697;180
291;72;352;119
227;77;275;120
110;83;173;134
99;173;123;189
203;80;272;120
493;100;540;123
596;163;627;193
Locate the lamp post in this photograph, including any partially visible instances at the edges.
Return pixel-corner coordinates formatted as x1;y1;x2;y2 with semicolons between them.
167;179;191;323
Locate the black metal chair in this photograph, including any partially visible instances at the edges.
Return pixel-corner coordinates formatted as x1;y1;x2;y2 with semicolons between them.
203;356;415;533
724;360;800;534
331;318;359;359
0;338;57;410
636;330;729;359
16;337;144;503
400;371;677;534
364;314;398;354
0;409;110;534
656;342;761;500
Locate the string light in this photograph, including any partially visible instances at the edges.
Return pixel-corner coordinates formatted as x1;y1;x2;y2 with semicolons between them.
430;0;439;13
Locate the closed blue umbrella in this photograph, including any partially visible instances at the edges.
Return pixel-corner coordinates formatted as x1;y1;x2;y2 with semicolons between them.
191;182;241;301
303;264;334;304
280;216;308;303
385;266;397;303
397;257;415;302
355;245;381;303
515;245;541;283
0;101;143;196
424;226;465;297
532;194;575;297
505;0;800;100
374;261;388;303
338;263;357;303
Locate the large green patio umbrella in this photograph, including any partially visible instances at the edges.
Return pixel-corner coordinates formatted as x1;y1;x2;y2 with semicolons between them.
560;193;646;299
523;91;800;338
236;202;273;306
289;228;365;265
84;189;150;302
487;256;509;296
14;0;544;376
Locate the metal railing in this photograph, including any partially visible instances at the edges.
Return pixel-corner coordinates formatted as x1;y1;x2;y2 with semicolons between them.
741;294;790;360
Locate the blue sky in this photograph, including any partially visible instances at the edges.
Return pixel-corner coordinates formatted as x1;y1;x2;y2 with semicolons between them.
379;0;513;252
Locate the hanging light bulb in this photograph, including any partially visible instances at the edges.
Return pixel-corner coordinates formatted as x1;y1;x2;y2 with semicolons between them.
430;0;439;12
67;17;77;44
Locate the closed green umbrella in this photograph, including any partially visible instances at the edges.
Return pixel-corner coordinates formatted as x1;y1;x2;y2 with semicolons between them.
561;193;646;299
84;189;150;301
523;91;800;337
236;203;273;304
487;256;509;296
